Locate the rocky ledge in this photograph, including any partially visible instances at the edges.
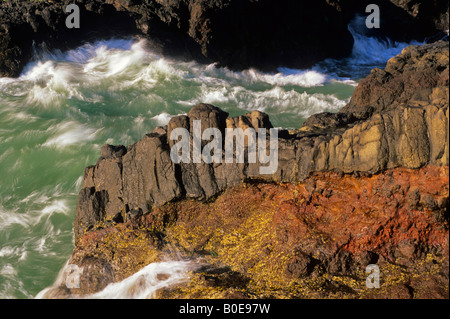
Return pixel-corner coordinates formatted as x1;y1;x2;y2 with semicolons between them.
42;40;448;299
1;0;449;77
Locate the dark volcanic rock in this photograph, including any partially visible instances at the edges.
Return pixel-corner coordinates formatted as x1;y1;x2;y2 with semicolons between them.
182;0;354;71
74;187;108;237
286;251;315;278
121;133;182;210
1;0;449;77
100;144;127;159
339;41;449;121
187;103;229;137
0;0;140;77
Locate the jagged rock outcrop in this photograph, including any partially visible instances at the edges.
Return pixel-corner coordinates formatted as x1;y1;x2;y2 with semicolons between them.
1;0;448;77
74;40;449;242
299;40;449;172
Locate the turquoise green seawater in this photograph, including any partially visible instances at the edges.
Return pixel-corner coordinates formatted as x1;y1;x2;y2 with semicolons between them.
0;33;418;298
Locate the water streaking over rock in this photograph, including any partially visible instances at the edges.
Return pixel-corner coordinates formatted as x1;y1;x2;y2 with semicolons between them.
36;260;196;299
314;15;424;79
89;261;195;299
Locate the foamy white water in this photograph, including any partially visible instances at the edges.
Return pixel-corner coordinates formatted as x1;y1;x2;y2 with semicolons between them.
314;16;424;78
90;261;196;299
35;260;196;299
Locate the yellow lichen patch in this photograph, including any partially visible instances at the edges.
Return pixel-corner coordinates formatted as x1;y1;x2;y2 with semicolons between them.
163;184;310;297
215;210;289;291
72;225;162;282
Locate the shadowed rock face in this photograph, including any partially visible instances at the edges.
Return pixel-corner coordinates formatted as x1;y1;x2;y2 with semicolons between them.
74;41;449;242
1;0;449;77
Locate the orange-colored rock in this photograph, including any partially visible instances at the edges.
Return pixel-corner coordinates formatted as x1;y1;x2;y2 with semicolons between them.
269;166;448;261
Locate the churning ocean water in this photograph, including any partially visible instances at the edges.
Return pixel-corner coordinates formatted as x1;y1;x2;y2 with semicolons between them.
0;20;421;298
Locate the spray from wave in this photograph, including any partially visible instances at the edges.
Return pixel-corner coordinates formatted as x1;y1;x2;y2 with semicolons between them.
314;15;424;79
